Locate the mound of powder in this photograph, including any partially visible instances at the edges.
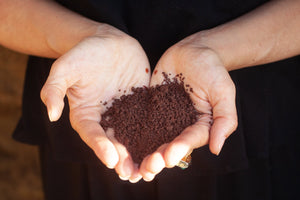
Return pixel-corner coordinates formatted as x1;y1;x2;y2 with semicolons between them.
100;73;200;165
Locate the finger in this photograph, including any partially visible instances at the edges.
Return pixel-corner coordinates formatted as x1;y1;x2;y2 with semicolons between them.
72;119;119;169
164;122;210;167
209;85;238;155
115;149;134;181
129;164;142;183
40;60;72;122
139;156;156;182
209;96;238;155
106;129;135;180
41;81;66;122
139;144;167;178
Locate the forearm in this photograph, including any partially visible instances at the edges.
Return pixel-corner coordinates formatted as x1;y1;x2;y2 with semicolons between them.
194;0;300;71
0;0;101;58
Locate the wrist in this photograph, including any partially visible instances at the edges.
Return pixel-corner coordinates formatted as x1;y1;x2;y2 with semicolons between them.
47;21;133;58
177;30;234;71
186;30;236;71
46;21;103;57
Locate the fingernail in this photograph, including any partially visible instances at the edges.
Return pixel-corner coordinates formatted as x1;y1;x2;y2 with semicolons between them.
143;173;155;182
48;108;55;122
119;175;130;181
216;138;226;156
107;157;119;170
129;174;142;183
122;165;132;180
106;163;115;169
105;153;118;169
48;107;59;122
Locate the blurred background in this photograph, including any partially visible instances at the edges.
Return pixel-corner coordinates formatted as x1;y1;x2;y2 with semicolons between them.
0;46;43;200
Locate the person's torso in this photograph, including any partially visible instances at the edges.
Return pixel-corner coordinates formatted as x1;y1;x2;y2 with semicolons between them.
55;0;268;67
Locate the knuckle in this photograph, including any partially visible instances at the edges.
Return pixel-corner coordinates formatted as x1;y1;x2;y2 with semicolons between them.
231;118;238;132
226;117;238;137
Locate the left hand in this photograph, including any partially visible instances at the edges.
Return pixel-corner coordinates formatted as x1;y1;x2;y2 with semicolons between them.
139;33;238;181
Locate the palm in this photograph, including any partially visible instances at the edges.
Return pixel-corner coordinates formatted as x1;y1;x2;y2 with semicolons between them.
139;45;237;181
41;31;150;180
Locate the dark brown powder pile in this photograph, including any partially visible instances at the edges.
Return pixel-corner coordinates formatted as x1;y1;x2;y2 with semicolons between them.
100;73;200;165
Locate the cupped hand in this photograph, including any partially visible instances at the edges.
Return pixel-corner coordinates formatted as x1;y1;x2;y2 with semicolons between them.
139;34;238;181
40;24;150;181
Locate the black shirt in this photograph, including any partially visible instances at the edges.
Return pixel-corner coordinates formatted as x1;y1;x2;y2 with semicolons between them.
13;0;299;182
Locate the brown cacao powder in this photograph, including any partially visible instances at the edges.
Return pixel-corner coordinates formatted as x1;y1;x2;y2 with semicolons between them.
100;73;200;165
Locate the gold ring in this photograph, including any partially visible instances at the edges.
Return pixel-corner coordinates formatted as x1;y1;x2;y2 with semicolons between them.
176;154;192;170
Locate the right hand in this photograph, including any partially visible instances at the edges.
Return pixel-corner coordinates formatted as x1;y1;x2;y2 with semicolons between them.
40;24;150;181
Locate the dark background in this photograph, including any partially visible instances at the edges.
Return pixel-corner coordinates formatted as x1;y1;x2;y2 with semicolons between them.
0;46;43;200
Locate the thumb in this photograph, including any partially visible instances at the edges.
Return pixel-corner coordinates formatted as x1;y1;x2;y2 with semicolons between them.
209;85;238;155
41;81;67;122
40;62;70;122
163;121;210;167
